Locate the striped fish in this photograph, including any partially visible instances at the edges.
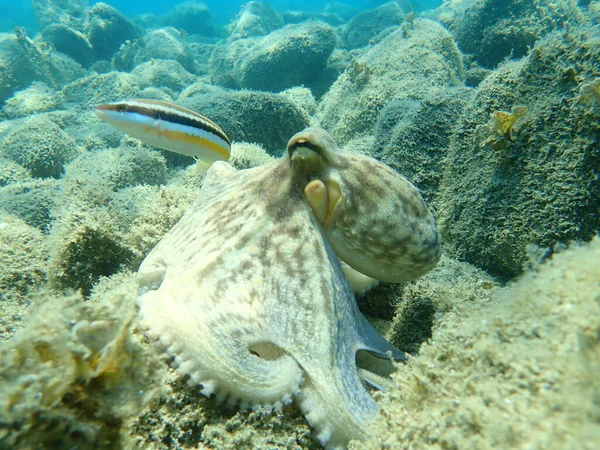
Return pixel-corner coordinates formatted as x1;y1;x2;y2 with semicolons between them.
95;99;231;164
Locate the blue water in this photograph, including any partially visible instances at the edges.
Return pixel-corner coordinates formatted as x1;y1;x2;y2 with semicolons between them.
0;0;444;33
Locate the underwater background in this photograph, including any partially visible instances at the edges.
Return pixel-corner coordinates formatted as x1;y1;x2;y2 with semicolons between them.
0;0;599;449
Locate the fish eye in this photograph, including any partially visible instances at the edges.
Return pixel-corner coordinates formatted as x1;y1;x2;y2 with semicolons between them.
116;104;127;112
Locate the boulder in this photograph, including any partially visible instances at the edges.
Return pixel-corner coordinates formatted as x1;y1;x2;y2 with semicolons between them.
162;0;214;36
317;19;464;144
86;2;139;61
178;88;308;155
210;21;337;92
342;2;406;49
436;26;600;278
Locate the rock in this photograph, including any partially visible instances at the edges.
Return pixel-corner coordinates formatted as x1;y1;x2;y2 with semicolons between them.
0;213;49;308
86;2;139;61
178;88;308;155
317;18;465;144
0;179;60;231
280;86;318;120
280;10;346;26
311;47;351;98
229;1;284;38
40;23;95;67
208;38;254;88
324;2;360;21
89;60;113;74
0;31;56;105
47;51;87;86
47;175;196;296
210;21;337;92
113;28;195;73
0;158;30;187
372;88;474;203
64;146;168;191
61;72;142;111
239;21;336;92
363;238;600;450
453;0;584;68
188;42;214;75
1;82;61;119
590;1;600;23
0;288;162;444
130;59;196;93
31;0;87;30
161;0;214;36
228;142;275;170
436;26;600;279
342;2;407;49
133;13;161;30
0;115;81;179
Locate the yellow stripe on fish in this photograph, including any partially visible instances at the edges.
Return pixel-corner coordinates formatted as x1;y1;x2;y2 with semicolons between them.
95;99;231;164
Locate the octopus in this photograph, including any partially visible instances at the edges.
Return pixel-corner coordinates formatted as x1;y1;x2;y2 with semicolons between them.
137;127;441;448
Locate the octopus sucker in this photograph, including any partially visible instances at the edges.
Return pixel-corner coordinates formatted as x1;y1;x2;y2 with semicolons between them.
137;127;441;447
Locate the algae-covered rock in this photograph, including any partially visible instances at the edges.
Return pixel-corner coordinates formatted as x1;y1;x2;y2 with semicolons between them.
357;237;600;450
372;88;474;203
0;213;49;307
178;89;308;155
0;158;30;187
40;23;95;68
86;2;139;61
590;0;600;23
0;115;81;179
453;0;585;68
436;26;600;279
342;2;407;49
113;27;195;73
47;51;87;87
64;146;168;191
310;47;352;99
1;82;61;119
280;86;318;121
31;0;88;30
388;255;498;354
188;42;214;75
130;59;196;93
47;155;197;296
61;72;142;110
317;18;464;145
49;217;137;297
0;179;61;231
210;21;337;92
208;38;254;88
280;10;346;26
229;1;284;38
131;373;315;449
0;31;56;105
324;1;359;19
0;288;164;448
227;141;275;170
161;0;214;37
239;21;336;92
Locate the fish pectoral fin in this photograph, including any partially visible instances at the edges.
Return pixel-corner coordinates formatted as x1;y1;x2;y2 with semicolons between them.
193;158;213;176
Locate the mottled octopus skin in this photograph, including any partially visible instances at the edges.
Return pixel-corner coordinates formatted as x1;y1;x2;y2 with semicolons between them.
137;128;441;448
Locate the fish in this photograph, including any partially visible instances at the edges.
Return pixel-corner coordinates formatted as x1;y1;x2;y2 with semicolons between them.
94;99;231;165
